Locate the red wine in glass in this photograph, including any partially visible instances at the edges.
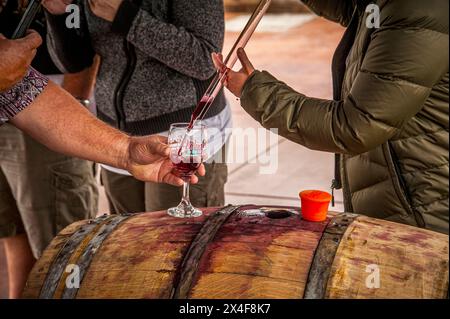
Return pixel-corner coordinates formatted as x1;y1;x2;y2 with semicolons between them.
173;160;201;180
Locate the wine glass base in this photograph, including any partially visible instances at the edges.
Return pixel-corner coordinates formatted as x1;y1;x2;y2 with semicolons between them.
167;204;203;218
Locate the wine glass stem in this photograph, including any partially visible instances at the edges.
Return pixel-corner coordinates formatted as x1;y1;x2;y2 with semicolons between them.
182;181;190;204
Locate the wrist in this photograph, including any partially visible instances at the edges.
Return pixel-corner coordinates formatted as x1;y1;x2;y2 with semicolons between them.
241;70;259;98
75;98;91;107
116;134;132;171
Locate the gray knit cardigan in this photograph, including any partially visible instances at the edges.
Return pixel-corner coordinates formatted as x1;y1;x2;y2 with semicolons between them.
46;0;227;135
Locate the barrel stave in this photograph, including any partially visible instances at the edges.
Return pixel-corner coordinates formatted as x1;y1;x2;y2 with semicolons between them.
76;212;209;299
188;209;333;299
23;220;90;299
326;216;449;299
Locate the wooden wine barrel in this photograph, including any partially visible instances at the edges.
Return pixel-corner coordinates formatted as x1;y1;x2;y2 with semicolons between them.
23;205;448;299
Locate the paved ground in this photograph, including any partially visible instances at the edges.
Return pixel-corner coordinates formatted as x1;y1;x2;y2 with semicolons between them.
0;15;344;299
221;16;345;209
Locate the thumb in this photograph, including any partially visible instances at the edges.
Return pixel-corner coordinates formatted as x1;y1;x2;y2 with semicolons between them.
237;48;255;75
129;135;170;165
18;30;42;50
0;33;6;40
146;135;170;158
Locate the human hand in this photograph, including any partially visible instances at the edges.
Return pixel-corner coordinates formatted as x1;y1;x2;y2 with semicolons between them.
0;31;42;91
42;0;74;15
211;48;256;98
88;0;123;22
125;135;205;186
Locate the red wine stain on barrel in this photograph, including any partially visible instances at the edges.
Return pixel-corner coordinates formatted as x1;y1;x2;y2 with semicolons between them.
398;232;433;248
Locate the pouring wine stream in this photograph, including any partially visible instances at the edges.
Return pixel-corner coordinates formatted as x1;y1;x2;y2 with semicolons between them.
177;0;273;156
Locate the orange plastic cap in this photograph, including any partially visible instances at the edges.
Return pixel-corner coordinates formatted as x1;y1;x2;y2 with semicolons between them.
300;190;332;222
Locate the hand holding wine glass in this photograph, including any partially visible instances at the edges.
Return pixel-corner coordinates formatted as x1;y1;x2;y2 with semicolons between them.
125;135;205;187
211;48;256;98
167;123;207;218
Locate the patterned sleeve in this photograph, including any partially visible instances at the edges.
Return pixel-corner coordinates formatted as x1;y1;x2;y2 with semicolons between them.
0;68;49;124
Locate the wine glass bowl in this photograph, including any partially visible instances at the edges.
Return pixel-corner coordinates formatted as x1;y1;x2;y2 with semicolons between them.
167;123;207;218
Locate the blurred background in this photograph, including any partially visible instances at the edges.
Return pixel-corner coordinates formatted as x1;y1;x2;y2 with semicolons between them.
0;0;345;298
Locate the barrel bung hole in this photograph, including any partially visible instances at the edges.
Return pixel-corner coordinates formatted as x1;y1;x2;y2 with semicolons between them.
265;210;293;219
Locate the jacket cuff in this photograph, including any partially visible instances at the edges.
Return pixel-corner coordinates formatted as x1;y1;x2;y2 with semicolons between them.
241;70;262;96
111;0;140;36
241;70;271;111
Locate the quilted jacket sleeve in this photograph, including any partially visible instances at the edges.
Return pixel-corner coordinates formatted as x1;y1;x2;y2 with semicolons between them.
301;0;356;26
240;0;449;155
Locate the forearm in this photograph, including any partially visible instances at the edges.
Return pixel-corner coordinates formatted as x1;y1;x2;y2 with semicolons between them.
241;71;342;153
11;81;130;169
62;55;100;99
240;71;399;155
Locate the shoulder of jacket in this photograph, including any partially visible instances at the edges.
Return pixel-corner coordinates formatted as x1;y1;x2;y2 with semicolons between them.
379;0;448;34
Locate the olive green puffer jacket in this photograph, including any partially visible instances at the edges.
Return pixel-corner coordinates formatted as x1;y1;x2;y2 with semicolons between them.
241;0;449;233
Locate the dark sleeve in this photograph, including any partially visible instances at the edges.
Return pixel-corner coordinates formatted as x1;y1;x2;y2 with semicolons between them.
301;0;356;27
45;1;95;73
111;0;224;80
0;68;48;124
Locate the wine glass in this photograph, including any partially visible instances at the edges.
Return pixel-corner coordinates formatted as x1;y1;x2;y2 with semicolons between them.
167;123;207;218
